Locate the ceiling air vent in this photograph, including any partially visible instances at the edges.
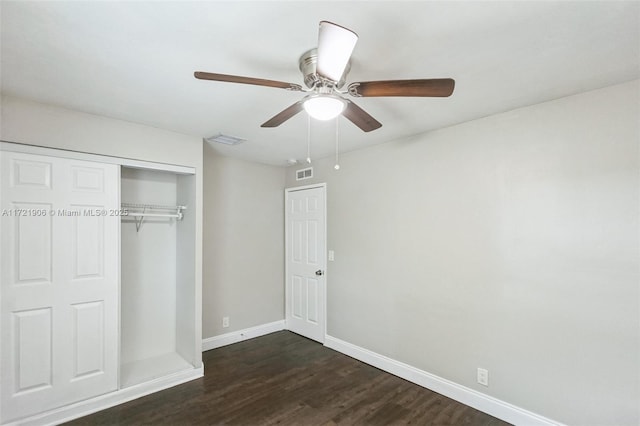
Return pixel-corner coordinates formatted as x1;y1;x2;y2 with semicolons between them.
205;133;246;146
296;167;313;181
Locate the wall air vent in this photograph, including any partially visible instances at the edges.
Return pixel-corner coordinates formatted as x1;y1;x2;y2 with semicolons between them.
296;167;313;181
205;133;246;146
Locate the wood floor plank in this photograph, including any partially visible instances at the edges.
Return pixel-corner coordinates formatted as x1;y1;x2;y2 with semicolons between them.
66;331;512;426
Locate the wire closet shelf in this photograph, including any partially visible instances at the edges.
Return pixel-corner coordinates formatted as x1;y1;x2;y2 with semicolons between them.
121;202;186;232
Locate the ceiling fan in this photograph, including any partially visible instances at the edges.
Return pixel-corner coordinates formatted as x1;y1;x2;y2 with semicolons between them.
194;21;455;132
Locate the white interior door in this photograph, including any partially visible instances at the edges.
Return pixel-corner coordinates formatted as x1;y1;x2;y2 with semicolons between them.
0;151;119;423
285;184;326;343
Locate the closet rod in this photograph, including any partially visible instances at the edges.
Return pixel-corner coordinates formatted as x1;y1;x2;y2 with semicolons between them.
126;212;182;218
121;202;186;210
121;203;187;232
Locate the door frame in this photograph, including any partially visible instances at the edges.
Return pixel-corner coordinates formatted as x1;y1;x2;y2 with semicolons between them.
284;183;327;343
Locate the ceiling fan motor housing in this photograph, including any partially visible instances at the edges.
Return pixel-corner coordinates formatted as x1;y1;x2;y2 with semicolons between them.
299;48;351;90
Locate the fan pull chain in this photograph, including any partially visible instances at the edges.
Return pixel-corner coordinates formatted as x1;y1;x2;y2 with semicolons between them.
306;114;312;164
334;117;340;170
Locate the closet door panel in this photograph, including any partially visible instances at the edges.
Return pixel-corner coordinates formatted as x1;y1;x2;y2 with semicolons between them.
11;158;52;188
71;301;105;378
71;209;104;279
0;152;119;423
71;165;105;193
57;158;119;408
1;153;59;422
14;203;53;284
12;308;53;392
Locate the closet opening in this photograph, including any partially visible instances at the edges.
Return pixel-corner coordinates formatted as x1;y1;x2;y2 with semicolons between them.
120;167;196;388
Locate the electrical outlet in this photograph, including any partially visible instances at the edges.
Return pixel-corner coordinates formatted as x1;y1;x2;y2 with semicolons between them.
477;368;489;386
328;250;335;261
222;316;229;328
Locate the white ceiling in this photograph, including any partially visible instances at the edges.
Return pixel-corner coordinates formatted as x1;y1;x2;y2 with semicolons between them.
2;1;638;166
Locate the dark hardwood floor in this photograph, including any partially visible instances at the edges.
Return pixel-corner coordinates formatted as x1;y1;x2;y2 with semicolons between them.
67;331;511;425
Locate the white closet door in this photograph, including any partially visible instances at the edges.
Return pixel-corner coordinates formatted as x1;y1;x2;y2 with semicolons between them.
0;152;119;422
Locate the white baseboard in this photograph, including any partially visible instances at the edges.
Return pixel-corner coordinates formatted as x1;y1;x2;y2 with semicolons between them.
8;366;203;426
202;320;286;351
324;335;563;426
200;324;563;426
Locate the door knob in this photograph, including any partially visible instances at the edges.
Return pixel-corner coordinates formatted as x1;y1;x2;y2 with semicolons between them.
315;270;323;276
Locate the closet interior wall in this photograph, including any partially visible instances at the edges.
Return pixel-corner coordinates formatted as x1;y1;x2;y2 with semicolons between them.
120;167;196;387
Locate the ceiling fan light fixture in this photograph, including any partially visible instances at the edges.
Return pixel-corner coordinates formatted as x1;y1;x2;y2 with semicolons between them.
303;95;345;121
316;21;358;82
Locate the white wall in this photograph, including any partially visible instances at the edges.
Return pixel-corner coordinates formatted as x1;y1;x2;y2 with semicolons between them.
285;80;640;426
0;96;201;167
202;144;285;338
176;173;198;364
120;168;178;364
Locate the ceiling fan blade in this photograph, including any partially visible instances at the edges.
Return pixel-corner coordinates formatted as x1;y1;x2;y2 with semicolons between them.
194;71;303;92
342;99;382;132
348;79;455;97
316;21;358;82
261;100;305;128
